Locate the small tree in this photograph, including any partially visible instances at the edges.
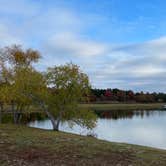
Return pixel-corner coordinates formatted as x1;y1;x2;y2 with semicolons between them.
0;58;13;123
0;45;41;123
46;63;97;131
0;86;3;123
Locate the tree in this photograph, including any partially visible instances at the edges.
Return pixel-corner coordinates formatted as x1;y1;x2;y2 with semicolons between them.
0;85;3;123
104;89;112;101
2;45;40;68
45;63;97;131
0;45;97;130
0;45;41;123
0;58;13;123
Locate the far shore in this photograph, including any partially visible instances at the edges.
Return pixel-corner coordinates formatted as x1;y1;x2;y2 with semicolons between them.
80;103;166;111
2;103;166;115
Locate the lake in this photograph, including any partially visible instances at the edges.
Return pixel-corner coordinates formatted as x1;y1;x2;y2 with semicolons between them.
28;110;166;150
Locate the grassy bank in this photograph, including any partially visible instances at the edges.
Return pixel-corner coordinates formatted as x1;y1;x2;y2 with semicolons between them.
0;124;166;166
3;103;165;115
81;103;165;111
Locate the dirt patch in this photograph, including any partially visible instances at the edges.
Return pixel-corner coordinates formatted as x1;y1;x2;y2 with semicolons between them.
16;148;53;161
0;146;136;166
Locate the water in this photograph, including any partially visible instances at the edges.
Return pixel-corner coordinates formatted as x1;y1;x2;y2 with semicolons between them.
28;110;166;150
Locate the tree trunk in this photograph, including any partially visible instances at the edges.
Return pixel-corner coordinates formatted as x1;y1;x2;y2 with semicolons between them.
24;93;60;131
16;113;22;124
12;102;23;124
0;110;1;124
54;110;63;131
55;117;61;131
45;109;59;131
13;112;19;124
11;101;17;124
39;101;59;131
0;104;3;124
52;119;59;131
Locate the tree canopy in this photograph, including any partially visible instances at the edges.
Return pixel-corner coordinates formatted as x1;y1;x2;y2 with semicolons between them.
45;63;97;130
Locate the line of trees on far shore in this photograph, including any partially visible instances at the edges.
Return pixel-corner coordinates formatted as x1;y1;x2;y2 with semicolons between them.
89;89;166;103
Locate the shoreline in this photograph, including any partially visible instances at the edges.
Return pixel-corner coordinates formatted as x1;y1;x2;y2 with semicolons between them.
0;124;166;165
80;103;166;111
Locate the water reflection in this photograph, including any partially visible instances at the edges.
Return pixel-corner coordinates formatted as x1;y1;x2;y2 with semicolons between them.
28;110;166;150
96;110;165;119
1;112;47;124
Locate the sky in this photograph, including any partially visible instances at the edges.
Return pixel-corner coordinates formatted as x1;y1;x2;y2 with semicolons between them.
0;0;166;92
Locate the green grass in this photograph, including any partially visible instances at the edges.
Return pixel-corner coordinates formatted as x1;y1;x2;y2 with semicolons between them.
0;124;166;165
3;103;166;115
80;103;166;111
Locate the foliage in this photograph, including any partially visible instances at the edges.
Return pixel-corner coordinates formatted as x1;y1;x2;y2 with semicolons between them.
89;88;166;103
46;63;97;130
0;45;41;123
0;45;96;130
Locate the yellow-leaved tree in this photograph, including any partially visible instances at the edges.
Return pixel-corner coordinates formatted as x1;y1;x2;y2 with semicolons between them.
45;63;97;131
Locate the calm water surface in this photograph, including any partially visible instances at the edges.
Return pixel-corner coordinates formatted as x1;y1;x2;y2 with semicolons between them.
28;110;166;149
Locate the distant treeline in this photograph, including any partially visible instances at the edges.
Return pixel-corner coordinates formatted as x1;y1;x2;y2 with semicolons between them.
89;89;166;103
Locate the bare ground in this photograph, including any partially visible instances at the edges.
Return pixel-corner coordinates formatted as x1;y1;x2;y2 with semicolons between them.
0;124;166;166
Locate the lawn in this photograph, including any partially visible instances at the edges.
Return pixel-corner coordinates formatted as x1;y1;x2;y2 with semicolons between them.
80;103;165;111
0;124;166;166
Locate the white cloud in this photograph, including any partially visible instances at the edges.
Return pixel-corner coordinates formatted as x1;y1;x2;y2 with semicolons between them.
44;32;108;57
89;36;166;91
133;65;165;77
0;24;21;46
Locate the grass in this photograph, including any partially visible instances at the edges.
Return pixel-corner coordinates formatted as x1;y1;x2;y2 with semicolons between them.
0;124;166;165
80;103;166;111
3;103;166;115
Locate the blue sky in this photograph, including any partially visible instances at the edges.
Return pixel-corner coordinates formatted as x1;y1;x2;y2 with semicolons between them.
0;0;166;92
